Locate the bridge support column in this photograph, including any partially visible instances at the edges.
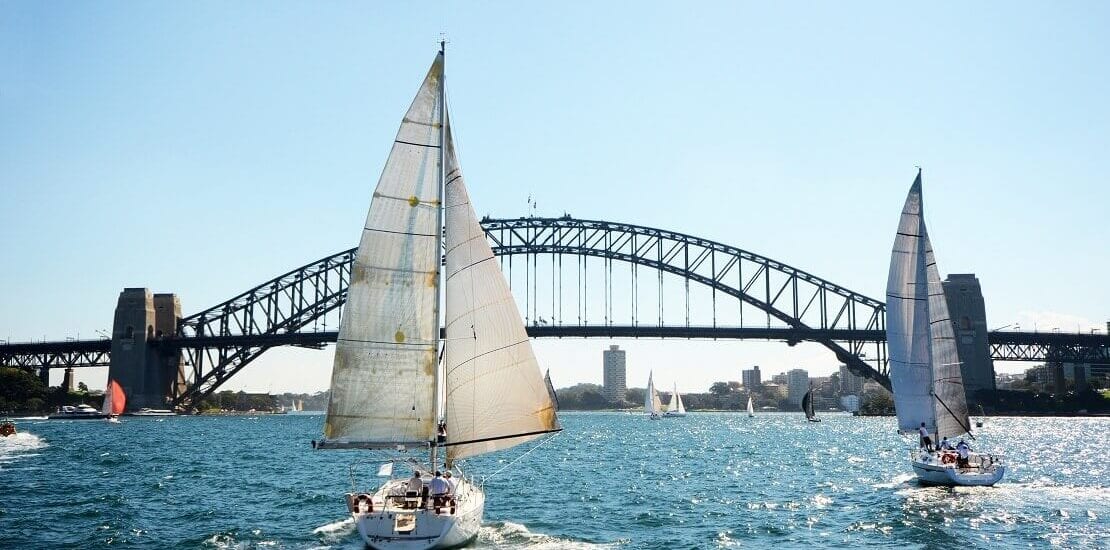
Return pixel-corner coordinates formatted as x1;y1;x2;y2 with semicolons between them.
108;289;183;411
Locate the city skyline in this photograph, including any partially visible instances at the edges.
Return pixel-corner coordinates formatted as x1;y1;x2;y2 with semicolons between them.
3;2;1107;394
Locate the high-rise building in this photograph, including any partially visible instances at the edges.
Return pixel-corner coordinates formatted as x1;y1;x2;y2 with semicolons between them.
838;364;863;395
771;373;788;385
602;345;627;404
742;366;761;388
942;274;997;402
787;368;809;406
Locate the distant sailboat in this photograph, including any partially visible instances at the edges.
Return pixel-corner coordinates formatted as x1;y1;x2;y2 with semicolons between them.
102;379;126;423
644;372;663;419
314;45;561;549
746;395;755;417
801;388;820;422
885;170;1005;487
664;383;687;417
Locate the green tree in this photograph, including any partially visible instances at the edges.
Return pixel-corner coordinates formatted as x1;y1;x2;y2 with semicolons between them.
709;382;731;397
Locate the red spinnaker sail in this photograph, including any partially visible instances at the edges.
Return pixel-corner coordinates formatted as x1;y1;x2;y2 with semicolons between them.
104;379;126;415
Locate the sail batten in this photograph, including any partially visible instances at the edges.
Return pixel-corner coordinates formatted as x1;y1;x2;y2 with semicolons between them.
320;54;446;448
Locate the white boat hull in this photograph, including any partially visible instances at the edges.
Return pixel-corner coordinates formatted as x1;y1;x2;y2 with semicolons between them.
353;479;484;550
663;411;686;417
911;451;1005;487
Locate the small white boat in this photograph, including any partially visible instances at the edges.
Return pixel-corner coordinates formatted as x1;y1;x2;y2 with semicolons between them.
746;395;755;418
885;170;1005;487
128;408;175;416
644;371;663;420
664;383;686;417
314;44;561;550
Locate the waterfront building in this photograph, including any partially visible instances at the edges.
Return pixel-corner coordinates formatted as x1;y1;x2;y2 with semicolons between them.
602;345;627;404
838;364;864;395
786;368;809;406
942;274;997;401
742;366;761;388
771;373;788;385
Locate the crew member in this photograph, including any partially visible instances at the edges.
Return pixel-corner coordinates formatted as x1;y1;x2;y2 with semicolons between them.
918;422;934;451
955;440;971;468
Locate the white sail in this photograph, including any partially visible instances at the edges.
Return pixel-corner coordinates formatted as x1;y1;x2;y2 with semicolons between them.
667;384;679;413
747;395;754;416
443;118;559;462
885;172;969;439
320;54;445;448
644;372;658;414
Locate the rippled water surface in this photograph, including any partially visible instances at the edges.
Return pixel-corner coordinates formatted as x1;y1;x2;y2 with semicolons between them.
1;413;1106;548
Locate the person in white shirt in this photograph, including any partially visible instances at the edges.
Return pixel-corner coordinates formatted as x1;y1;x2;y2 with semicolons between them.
939;437;953;450
405;471;423;508
443;471;457;496
918;423;934;451
429;471;451;513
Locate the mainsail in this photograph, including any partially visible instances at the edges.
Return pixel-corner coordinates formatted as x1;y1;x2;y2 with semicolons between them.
801;389;816;421
442;118;560;462
102;379;126;416
747;395;754;416
885;171;969;439
644;372;660;415
320;54;446;448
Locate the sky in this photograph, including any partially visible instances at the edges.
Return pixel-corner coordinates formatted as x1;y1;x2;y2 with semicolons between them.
2;1;1107;395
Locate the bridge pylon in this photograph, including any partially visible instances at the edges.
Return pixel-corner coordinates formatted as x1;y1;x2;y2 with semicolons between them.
107;288;183;411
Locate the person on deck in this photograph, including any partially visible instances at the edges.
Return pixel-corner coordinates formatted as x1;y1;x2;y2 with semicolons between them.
939;437;953;450
955;440;970;468
405;471;423;508
429;471;451;513
443;471;457;495
918;423;934;451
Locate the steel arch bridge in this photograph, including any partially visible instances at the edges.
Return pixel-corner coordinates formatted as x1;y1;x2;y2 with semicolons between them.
159;216;889;407
5;216;1106;409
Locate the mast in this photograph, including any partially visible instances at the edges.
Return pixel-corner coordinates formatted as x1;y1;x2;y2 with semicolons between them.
431;39;447;471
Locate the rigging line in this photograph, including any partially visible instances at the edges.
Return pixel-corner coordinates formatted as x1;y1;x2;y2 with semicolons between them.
476;430;561;485
933;393;975;440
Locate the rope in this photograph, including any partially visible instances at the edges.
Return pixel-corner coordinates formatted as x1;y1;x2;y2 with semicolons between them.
478;433;558;486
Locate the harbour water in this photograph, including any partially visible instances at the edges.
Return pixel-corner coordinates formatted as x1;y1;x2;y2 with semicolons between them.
1;412;1105;548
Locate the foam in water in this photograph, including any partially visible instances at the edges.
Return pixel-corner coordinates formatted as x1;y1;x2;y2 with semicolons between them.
0;431;47;466
479;521;620;549
313;517;356;540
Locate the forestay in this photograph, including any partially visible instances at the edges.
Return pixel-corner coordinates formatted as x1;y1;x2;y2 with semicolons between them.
442;120;560;462
320;54;445;448
884;172;969;439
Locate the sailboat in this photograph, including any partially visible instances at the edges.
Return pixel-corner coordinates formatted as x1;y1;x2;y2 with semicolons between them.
885;170;1005;487
644;372;663;419
746;395;755;417
314;45;561;549
664;383;686;417
102;379;126;423
801;388;820;422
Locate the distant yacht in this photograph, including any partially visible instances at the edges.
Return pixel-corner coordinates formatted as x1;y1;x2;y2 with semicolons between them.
666;382;683;417
644;372;663;420
128;408;175;417
102;378;126;423
801;388;820;422
48;404;106;420
747;395;755;417
885;170;1005;487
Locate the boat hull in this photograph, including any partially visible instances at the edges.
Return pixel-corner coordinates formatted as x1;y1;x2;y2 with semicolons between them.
356;481;484;550
47;413;108;420
911;452;1005;487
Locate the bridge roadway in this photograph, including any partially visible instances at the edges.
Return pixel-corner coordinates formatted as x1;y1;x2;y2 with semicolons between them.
3;327;1105;368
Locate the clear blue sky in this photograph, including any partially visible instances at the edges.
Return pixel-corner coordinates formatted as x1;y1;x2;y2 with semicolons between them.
2;1;1107;393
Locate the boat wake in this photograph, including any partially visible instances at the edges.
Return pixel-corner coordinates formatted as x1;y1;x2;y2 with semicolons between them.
312;517;356;541
0;432;47;466
479;521;621;549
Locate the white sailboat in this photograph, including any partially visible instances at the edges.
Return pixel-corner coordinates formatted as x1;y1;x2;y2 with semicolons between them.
664;383;686;417
885;170;1005;487
644;372;663;419
314;45;561;549
746;395;755;417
